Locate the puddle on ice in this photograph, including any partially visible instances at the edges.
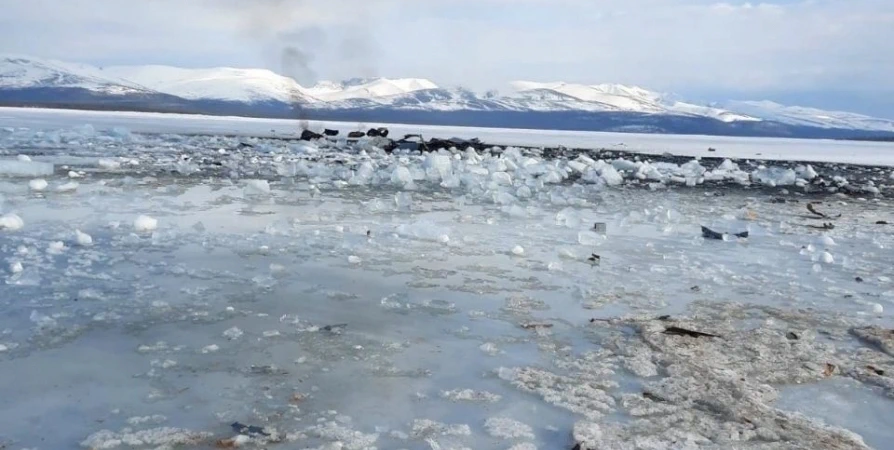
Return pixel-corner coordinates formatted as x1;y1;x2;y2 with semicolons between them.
1;127;893;449
777;378;894;450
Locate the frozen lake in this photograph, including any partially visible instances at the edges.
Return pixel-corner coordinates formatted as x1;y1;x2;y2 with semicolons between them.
0;110;893;449
2;106;894;166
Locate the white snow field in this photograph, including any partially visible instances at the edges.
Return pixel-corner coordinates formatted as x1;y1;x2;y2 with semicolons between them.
1;110;894;450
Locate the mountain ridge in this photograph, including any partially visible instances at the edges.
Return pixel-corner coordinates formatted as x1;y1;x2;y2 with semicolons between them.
2;54;893;139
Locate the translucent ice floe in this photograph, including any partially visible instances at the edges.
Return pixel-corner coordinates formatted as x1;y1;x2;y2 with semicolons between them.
0;159;54;177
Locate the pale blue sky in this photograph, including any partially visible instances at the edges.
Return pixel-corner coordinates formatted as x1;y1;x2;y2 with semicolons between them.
1;0;891;117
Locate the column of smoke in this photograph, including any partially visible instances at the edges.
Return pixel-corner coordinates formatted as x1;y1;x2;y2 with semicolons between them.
229;0;379;133
281;46;314;131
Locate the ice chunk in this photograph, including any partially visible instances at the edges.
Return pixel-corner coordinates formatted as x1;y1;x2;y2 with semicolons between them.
30;310;57;329
134;215;158;232
572;422;602;448
578;231;605;246
244;179;271;196
411;419;471;438
72;123;95;136
80;427;212;449
97;158;121;170
507;444;537;450
126;415;168;426
717;159;737;171
394;192;414;210
56;181;79;192
75;229;93;246
0;159;54;177
752;167;797;187
821;251;835;264
480;342;501;355
223;327;243;340
28;179;48;191
396;220;450;242
872;303;884;314
599;165;623;186
424;154;453;181
796;164;818;180
611;158;639;172
491;171;513;186
201;344;219;353
17;154;31;162
9;261;23;274
484;417;535;440
511;245;525;256
47;241;66;254
555;208;582;228
304;421;379;450
679;160;707;179
493;191;517;205
0;213;24;231
440;389;502;403
109;126;132;140
232;434;252;446
819;235;836;247
391;166;413;186
567;160;588;173
348;255;363;265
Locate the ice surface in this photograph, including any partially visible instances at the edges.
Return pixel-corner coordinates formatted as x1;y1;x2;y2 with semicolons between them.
0;159;54;177
0;113;893;449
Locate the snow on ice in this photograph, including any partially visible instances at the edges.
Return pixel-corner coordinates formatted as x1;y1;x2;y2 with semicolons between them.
0;111;892;450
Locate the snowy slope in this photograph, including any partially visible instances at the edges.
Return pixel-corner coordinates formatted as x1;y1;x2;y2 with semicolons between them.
0;54;154;95
316;86;519;111
723;100;894;132
510;81;667;112
103;65;316;104
304;77;440;102
509;81;759;123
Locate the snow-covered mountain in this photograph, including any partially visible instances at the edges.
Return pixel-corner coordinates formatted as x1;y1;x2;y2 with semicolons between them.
2;54;893;137
0;54;154;96
305;77;439;102
103;65;316;104
507;81;759;123
721;100;894;133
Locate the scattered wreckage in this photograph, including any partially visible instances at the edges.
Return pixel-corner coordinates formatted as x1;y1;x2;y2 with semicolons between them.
298;126;488;153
